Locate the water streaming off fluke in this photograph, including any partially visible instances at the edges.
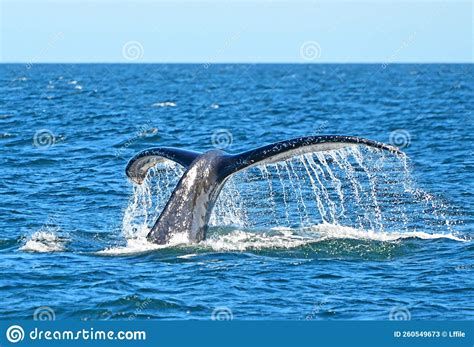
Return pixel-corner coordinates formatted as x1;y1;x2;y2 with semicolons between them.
119;146;463;250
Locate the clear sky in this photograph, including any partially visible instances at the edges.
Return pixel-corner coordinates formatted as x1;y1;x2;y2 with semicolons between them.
0;0;472;63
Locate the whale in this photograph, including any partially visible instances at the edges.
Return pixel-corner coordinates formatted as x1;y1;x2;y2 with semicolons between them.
126;135;402;245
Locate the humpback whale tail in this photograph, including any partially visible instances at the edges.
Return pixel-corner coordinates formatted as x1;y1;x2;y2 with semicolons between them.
126;135;402;245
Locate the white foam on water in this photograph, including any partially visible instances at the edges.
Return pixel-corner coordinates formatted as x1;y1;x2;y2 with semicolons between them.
201;223;468;252
98;222;469;256
97;231;190;255
151;101;176;107
202;228;311;251
306;223;468;243
177;253;198;259
20;231;67;253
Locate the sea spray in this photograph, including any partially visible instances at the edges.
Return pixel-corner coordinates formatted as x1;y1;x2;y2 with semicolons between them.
121;160;184;240
121;146;461;244
210;175;248;227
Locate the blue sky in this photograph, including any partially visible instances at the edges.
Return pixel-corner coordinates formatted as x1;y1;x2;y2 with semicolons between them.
1;0;472;63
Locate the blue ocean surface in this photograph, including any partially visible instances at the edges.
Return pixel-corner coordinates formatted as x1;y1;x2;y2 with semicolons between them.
0;64;473;320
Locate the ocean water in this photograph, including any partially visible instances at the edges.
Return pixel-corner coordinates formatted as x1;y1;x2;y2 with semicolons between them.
0;64;473;320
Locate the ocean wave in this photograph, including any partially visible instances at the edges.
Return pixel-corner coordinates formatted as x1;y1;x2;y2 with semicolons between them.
20;231;68;253
96;223;468;255
306;223;468;243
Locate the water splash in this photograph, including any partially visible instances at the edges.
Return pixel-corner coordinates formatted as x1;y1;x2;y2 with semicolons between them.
121;160;184;240
210;176;248;227
20;230;68;253
118;146;463;250
201;224;467;252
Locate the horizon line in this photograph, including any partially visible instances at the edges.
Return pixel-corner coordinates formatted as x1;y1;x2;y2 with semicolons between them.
1;61;472;65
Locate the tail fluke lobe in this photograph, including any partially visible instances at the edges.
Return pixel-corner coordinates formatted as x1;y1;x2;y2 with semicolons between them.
224;135;403;176
125;147;201;184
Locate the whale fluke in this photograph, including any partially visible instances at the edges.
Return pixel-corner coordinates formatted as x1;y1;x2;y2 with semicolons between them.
126;147;201;184
126;135;403;244
227;135;402;175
